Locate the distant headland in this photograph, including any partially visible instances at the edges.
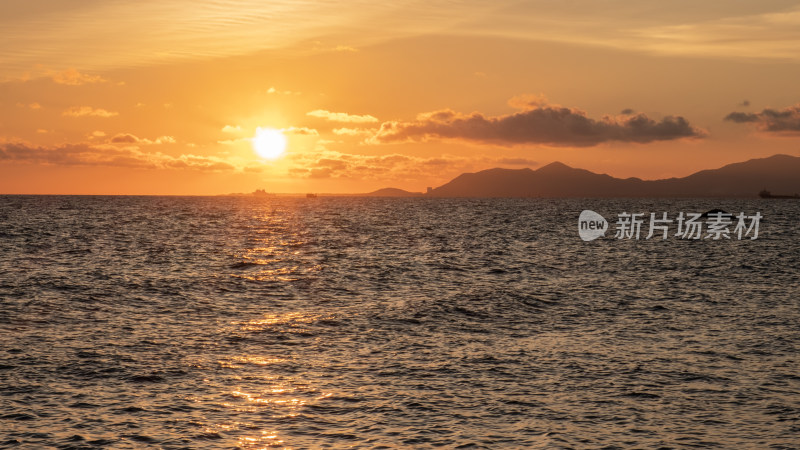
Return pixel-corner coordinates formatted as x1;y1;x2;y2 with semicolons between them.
231;154;800;198
367;154;800;198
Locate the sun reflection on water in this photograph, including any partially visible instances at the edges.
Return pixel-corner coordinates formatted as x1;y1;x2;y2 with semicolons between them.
210;210;338;448
207;307;343;448
218;355;286;369
237;312;332;332
230;390;307;408
236;430;287;449
228;211;313;282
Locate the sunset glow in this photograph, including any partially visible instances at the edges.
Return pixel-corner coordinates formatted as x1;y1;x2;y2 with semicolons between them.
3;2;799;447
1;1;799;195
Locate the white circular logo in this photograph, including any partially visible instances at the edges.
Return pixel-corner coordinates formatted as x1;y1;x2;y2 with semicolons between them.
578;210;608;241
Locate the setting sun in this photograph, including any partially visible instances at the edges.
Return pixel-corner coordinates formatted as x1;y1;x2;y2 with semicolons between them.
252;127;287;160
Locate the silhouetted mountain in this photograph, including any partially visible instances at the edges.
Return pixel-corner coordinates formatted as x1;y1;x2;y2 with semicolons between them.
426;154;800;198
365;188;423;197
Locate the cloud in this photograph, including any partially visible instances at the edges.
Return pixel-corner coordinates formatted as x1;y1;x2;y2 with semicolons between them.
109;133;176;144
222;125;242;133
50;68;106;85
162;155;236;171
287;150;527;181
217;138;246;145
0;142;155;168
110;133;139;144
626;8;800;60
724;104;800;133
0;142;233;171
370;100;703;147
288;151;420;180
3;1;800;84
155;136;176;144
284;127;319;136
333;127;375;136
507;93;550;110
306;109;379;123
63;106;118;118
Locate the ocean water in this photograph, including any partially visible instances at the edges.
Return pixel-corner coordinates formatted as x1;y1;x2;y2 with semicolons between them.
0;195;798;449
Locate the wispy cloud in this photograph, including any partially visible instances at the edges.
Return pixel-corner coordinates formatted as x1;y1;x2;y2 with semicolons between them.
624;8;800;60
63;106;118;118
333;127;375;136
109;133;176;144
0;1;501;76
725;104;800;133
459;3;800;61
284;127;319;136
370;98;703;147
217;138;247;145
307;109;378;123
0;142;234;171
287;150;539;180
2;1;800;80
288;151;457;180
221;125;242;133
49;68;107;85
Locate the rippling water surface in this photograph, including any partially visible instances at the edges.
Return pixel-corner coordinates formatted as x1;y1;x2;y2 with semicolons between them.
1;196;798;448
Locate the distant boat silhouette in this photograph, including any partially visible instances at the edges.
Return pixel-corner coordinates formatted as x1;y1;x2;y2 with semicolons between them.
252;189;275;197
306;193;318;198
759;189;799;199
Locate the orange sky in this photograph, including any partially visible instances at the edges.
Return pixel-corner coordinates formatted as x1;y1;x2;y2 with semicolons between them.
2;1;800;194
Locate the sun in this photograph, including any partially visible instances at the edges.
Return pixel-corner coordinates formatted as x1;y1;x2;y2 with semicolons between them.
252;127;287;160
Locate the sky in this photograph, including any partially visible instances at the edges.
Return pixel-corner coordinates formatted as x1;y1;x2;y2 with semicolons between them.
2;0;800;195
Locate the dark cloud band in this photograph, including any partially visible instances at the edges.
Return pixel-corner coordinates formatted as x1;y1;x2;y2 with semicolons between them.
371;102;703;147
725;105;800;132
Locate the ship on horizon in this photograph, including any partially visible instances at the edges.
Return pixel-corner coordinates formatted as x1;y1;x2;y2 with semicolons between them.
759;189;799;199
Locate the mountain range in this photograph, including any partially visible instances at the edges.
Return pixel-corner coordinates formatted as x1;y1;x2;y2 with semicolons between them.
367;154;800;198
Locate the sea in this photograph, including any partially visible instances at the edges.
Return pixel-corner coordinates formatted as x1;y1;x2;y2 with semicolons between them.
0;195;798;449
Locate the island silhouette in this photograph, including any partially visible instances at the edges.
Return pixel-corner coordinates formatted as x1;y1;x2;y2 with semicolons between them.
366;154;800;198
